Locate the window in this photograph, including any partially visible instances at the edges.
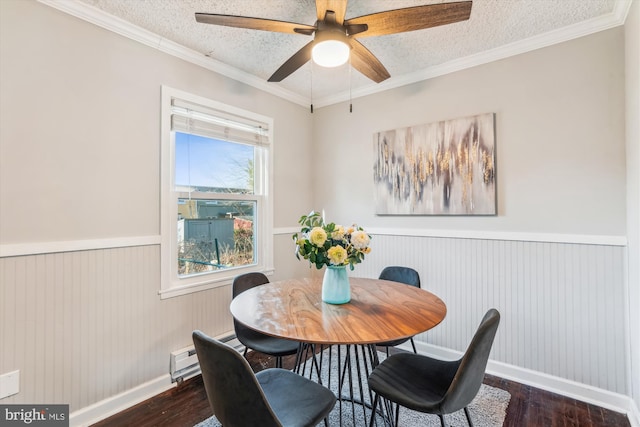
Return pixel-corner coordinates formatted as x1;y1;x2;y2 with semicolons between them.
160;86;273;298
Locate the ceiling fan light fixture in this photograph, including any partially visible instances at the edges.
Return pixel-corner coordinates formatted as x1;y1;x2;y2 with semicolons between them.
311;25;351;69
312;40;350;67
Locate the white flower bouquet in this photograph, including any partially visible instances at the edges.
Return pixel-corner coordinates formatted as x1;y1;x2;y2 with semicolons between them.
293;211;371;270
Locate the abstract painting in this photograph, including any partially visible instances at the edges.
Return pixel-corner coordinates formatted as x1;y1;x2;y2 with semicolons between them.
373;113;496;215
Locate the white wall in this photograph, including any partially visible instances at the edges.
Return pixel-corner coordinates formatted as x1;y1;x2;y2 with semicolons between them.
313;24;632;412
624;0;640;417
0;0;637;423
0;0;312;416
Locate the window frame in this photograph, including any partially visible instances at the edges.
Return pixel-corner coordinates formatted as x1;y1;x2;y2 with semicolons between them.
160;86;274;299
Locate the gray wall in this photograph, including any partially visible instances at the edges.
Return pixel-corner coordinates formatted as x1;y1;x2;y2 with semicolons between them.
312;29;626;237
0;0;312;414
0;0;313;244
624;0;640;414
312;22;632;405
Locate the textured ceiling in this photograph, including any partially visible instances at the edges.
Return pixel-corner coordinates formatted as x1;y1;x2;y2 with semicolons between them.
65;0;626;106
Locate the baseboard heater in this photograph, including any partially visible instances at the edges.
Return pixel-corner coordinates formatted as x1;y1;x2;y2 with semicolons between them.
170;332;244;383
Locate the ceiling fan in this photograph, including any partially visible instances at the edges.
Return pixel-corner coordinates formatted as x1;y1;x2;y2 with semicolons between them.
195;1;472;84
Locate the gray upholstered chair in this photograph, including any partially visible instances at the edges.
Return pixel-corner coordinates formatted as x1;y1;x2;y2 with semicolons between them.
193;330;336;427
367;309;501;427
233;272;299;368
377;266;422;354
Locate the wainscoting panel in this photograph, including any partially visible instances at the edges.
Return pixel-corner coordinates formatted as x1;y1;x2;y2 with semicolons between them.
0;245;233;411
0;233;629;415
355;234;628;395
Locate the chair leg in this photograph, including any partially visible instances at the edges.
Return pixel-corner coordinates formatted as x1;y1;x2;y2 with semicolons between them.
323;417;329;427
394;403;400;426
464;407;474;427
410;338;417;353
275;356;282;368
369;394;380;427
439;414;448;427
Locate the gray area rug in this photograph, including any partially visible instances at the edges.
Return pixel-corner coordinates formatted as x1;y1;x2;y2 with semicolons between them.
195;346;511;426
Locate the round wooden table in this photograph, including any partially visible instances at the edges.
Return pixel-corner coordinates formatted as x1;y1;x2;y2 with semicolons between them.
230;276;447;426
230;276;447;345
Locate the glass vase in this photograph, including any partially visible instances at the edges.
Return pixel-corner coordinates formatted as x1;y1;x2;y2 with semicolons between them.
322;265;351;304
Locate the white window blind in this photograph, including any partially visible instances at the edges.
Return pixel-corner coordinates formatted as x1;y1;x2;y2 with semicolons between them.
171;99;269;147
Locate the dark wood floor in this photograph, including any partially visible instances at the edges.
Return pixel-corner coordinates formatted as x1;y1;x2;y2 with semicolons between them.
92;349;630;427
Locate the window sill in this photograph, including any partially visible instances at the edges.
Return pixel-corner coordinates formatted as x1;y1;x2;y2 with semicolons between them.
158;267;274;299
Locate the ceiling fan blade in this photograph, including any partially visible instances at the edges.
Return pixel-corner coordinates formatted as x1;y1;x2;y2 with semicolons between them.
346;1;472;38
315;0;348;24
268;41;314;82
195;13;316;35
349;39;390;83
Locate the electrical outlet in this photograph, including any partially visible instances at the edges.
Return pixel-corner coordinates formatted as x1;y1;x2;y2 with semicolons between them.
0;370;19;399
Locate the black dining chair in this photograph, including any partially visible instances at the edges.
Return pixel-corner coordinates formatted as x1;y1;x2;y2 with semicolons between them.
232;272;300;368
367;309;501;427
192;330;336;427
377;266;422;355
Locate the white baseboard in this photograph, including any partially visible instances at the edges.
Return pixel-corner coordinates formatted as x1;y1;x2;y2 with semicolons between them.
629;399;640;427
411;341;636;424
69;374;175;427
69;342;639;427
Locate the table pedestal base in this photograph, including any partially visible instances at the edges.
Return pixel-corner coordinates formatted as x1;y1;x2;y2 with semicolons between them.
295;344;390;426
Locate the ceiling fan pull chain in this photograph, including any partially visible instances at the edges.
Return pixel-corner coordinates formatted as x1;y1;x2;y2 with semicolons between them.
349;57;353;113
310;62;314;114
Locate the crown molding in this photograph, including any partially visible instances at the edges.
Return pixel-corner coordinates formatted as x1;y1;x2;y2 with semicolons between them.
37;0;309;107
314;0;633;107
39;0;631;109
